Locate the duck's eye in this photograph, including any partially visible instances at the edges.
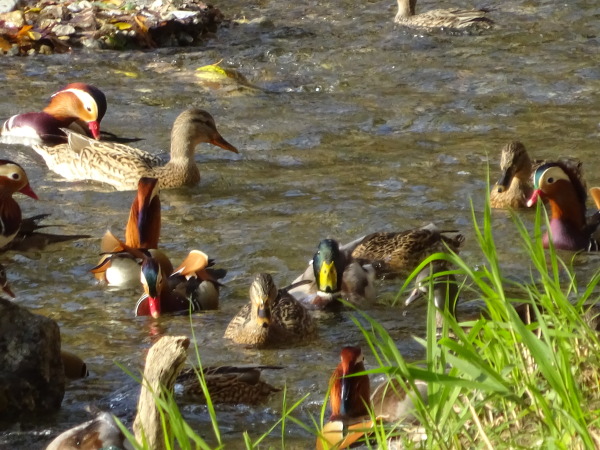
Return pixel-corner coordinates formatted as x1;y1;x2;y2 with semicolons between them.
86;106;92;112
11;173;20;180
547;177;554;183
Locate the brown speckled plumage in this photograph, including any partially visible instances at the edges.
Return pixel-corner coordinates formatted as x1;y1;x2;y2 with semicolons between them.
224;273;316;347
32;109;238;191
350;224;464;278
394;0;493;30
177;365;281;405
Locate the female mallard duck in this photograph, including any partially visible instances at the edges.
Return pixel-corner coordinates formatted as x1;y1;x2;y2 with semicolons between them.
404;261;460;328
32;108;238;191
224;273;316;347
348;223;464;279
92;177;163;288
490;141;535;209
135;250;226;318
2;83;105;146
176;364;281;405
394;0;493;30
289;239;376;310
0;160;38;249
527;162;599;251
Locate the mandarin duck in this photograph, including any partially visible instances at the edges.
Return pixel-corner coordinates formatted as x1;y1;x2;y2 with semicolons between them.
527;162;599;251
289;239;376;311
31;108;238;191
135;250;226;318
47;336;189;450
2;83;105;146
176;364;282;405
319;346;428;449
349;223;464;279
0;160;38;249
224;273;316;347
405;261;460;329
91;177;163;288
394;0;493;30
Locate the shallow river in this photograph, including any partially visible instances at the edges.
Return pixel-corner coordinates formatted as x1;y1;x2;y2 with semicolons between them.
1;0;600;447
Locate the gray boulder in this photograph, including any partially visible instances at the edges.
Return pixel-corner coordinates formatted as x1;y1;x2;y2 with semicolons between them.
0;298;64;420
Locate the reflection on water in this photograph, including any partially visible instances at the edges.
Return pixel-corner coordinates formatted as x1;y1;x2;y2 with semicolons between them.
1;0;599;447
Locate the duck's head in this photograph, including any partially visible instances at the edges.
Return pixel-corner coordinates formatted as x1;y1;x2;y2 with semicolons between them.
140;257;165;319
495;141;531;193
174;108;238;153
313;239;346;295
249;273;277;328
329;346;370;420
0;160;38;199
47;83;104;139
527;162;587;209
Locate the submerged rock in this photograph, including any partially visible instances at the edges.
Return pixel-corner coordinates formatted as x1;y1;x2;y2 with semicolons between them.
0;298;64;420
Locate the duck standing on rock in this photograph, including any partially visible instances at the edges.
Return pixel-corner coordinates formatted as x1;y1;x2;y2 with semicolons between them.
31;108;238;191
1;83;105;146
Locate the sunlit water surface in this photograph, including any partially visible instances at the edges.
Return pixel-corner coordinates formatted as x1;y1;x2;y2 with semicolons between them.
1;0;600;447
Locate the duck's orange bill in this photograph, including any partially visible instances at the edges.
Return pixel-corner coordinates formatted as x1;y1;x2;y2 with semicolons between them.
526;188;542;208
88;120;100;139
19;183;38;200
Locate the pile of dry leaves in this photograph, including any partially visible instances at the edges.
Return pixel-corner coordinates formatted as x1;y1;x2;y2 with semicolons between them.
0;0;226;55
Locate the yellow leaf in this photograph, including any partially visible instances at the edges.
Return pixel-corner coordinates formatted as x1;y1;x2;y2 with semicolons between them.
24;7;41;13
196;64;228;78
27;30;42;40
113;69;139;78
113;22;132;30
0;36;11;51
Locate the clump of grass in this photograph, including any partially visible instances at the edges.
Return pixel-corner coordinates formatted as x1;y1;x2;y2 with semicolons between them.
355;199;600;448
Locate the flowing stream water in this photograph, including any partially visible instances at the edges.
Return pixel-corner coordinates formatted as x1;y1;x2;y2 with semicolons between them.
1;0;600;447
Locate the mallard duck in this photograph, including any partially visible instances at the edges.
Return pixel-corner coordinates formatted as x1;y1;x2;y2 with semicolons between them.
394;0;493;30
349;223;464;278
490;141;536;209
47;335;189;450
405;261;460;328
224;273;316;347
0;160;38;249
135;250;226;318
31;108;238;191
92;177;162;288
527;162;599;251
289;239;376;310
1;83;105;146
176;364;282;405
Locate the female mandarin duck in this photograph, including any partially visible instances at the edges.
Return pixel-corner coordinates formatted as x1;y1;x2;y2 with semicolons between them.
91;177;163;288
394;0;493;30
349;223;464;279
319;346;428;448
31;108;238;191
135;249;226;318
0;160;38;249
290;238;376;310
490;141;535;209
527;161;599;251
2;83;105;146
224;273;316;347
